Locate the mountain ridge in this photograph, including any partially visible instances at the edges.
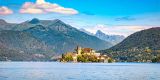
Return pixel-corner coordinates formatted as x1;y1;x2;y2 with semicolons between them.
79;28;125;45
95;30;125;45
99;27;160;62
0;18;112;61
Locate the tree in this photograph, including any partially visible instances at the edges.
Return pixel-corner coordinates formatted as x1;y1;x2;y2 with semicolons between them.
77;54;98;62
152;56;160;63
65;54;73;62
61;53;73;62
108;58;113;63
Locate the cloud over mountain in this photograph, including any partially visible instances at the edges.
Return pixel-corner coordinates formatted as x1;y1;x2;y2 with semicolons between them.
85;24;150;36
0;6;13;15
20;0;78;15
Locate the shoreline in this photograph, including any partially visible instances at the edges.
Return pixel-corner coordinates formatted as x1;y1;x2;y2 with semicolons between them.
0;61;159;63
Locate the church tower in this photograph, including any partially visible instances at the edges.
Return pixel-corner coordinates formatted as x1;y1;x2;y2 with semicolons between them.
76;46;82;55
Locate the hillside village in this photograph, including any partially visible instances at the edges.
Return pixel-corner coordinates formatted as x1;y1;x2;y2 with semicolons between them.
60;46;114;63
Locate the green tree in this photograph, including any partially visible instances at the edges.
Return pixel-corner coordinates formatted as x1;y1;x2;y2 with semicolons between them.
108;58;113;63
152;56;160;63
63;53;73;62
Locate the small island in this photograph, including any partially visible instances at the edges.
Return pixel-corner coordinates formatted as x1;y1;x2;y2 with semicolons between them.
60;46;114;63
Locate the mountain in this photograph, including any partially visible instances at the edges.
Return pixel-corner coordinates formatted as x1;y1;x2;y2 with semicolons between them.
95;30;125;45
110;27;160;50
0;19;7;24
0;18;112;61
79;29;125;45
79;28;94;36
0;30;48;53
0;30;50;61
24;23;112;54
0;19;17;30
0;46;32;61
99;27;160;62
12;18;55;31
0;45;48;61
28;18;40;24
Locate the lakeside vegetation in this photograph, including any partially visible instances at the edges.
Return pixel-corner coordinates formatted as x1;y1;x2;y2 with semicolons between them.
100;48;160;63
60;53;114;63
60;46;114;63
152;55;160;63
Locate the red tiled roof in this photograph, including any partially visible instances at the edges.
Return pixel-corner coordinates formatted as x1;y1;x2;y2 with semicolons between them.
83;48;93;53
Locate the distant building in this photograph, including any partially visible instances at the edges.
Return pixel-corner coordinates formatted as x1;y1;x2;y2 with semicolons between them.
76;46;100;56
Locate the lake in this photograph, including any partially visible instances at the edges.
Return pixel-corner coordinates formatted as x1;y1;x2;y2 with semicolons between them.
0;62;160;80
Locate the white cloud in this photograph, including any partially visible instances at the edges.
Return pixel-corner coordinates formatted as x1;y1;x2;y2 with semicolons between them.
36;0;46;4
20;0;78;15
85;24;152;37
0;6;13;15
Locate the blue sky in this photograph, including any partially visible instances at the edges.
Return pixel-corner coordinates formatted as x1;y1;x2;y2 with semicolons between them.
0;0;160;36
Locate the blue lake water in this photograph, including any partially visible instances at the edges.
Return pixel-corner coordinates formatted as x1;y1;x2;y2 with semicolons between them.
0;62;160;80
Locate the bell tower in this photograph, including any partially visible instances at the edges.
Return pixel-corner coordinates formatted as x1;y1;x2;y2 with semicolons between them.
77;46;82;55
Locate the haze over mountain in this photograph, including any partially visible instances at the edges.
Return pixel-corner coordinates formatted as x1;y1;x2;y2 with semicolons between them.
0;18;112;61
79;28;94;36
99;27;160;62
79;28;125;45
95;30;125;45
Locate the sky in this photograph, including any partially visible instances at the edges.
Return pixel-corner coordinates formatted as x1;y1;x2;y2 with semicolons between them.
0;0;160;36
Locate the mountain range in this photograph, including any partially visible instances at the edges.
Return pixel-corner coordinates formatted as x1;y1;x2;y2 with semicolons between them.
0;18;159;62
95;30;125;45
79;28;125;45
0;18;112;61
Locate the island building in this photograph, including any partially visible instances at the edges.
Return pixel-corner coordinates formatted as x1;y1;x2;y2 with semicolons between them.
61;46;111;63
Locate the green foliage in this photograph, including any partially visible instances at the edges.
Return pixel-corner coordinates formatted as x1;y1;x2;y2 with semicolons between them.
77;55;85;62
108;58;113;63
62;54;65;59
152;56;160;63
77;54;98;62
62;53;73;62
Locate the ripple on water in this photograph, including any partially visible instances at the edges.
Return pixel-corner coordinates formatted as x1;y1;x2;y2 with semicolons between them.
0;62;160;80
